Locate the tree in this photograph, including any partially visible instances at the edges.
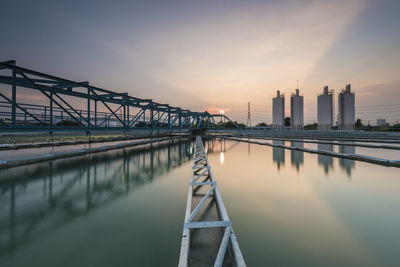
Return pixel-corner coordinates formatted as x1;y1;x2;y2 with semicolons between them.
217;120;245;129
304;123;317;130
355;118;363;129
285;117;290;126
235;121;246;129
224;121;237;128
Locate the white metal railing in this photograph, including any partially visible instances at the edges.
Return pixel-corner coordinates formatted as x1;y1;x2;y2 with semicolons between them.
178;136;245;267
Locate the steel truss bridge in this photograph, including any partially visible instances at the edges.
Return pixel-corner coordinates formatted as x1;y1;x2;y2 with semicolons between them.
0;60;237;131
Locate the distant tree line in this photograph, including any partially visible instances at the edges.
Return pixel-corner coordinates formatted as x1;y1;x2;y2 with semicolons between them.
355;119;400;132
209;117;400;131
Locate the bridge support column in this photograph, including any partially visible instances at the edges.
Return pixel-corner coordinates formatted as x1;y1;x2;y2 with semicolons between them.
123;104;126;128
87;88;90;129
94;100;97;127
150;102;154;128
168;107;171;128
50;91;53;126
11;69;16;128
127;105;130;128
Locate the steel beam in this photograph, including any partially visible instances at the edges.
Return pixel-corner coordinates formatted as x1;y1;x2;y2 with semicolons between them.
87;87;91;128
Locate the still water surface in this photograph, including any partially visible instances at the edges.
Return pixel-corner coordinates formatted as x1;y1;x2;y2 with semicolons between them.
207;139;400;267
0;138;399;266
0;140;191;267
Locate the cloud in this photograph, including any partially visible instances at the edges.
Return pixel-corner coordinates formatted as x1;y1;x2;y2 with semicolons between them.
205;107;232;114
15;93;47;102
2;0;378;124
111;0;367;109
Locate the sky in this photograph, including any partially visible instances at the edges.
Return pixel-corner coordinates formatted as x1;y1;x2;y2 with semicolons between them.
1;0;400;124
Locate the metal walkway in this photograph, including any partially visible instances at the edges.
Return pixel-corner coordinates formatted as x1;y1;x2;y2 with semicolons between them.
179;136;245;267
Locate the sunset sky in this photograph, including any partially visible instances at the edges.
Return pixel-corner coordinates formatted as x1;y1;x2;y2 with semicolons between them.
1;0;400;124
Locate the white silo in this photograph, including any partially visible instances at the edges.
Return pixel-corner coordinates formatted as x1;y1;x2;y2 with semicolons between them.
290;89;304;130
317;86;333;130
272;90;285;129
338;84;355;130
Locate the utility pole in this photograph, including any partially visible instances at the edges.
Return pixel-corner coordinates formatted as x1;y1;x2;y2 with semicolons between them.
247;102;251;127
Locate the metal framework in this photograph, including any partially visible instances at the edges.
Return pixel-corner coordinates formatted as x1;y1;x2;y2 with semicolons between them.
179;136;245;267
0;60;237;131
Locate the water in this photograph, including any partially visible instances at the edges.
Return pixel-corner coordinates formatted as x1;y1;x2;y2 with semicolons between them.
0;140;192;267
1;138;400;266
206;139;400;267
246;138;400;161
0;139;154;160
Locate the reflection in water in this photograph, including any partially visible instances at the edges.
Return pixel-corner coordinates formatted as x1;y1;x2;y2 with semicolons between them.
318;143;334;175
207;140;400;267
0;140;192;256
220;139;225;152
272;140;285;170
220;152;224;165
205;138;240;155
290;141;304;172
339;144;356;177
204;138;226;153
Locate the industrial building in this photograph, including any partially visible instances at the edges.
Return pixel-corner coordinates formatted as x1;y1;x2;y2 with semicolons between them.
272;90;285;129
290;89;304;130
377;119;388;127
317;86;333;130
338;84;355;130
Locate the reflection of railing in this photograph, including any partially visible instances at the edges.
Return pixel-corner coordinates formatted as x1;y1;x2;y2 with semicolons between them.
0;139;192;254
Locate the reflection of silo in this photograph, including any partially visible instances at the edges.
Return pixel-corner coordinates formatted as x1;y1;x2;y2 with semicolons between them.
339;144;355;176
273;140;285;170
272;90;285;129
290;141;304;171
317;86;333;130
338;84;355;130
318;143;333;174
290;89;304;130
